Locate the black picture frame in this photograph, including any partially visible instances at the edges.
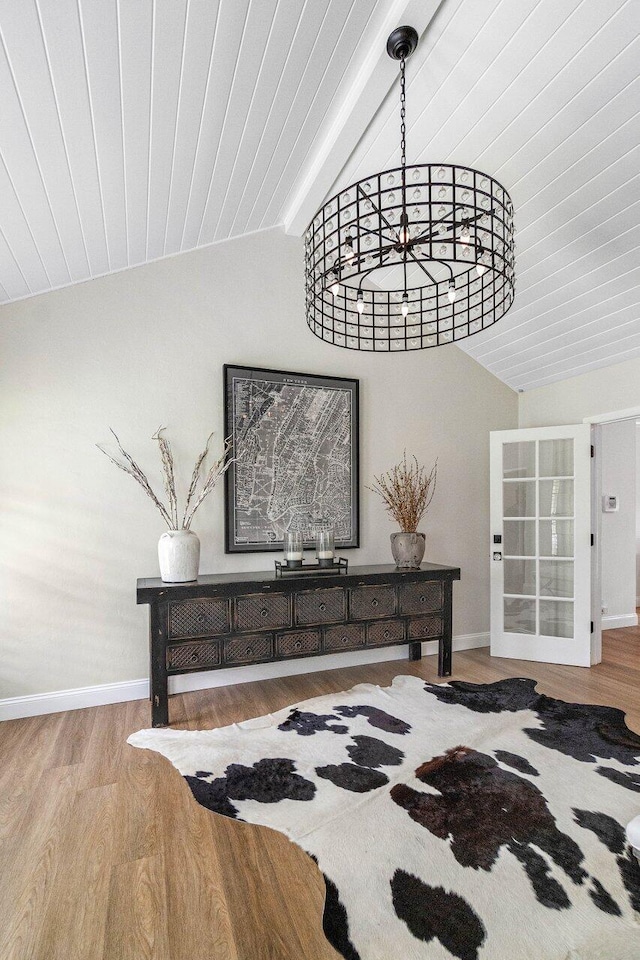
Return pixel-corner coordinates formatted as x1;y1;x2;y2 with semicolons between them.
224;364;359;554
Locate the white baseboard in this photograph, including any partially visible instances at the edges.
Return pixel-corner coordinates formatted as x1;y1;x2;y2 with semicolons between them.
0;632;489;723
0;679;149;722
602;613;639;630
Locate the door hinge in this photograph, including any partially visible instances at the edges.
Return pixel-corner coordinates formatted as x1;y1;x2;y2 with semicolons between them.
590;533;594;546
591;444;595;458
590;621;594;633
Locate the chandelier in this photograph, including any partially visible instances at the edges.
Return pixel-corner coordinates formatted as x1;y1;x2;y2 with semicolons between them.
304;26;515;352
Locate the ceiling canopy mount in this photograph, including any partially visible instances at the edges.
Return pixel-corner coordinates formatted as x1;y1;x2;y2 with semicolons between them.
386;25;419;61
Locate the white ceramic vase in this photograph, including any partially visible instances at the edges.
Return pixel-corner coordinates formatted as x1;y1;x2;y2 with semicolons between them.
158;528;200;583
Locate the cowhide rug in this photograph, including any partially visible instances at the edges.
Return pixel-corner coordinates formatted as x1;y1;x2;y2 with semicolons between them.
128;676;640;960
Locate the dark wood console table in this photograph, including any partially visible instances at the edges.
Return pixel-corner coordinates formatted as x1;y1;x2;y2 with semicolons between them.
137;562;460;727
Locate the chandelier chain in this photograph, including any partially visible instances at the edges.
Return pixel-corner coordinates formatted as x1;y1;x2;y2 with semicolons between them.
400;56;406;169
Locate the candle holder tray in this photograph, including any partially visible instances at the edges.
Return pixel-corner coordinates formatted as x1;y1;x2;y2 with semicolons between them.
275;558;348;578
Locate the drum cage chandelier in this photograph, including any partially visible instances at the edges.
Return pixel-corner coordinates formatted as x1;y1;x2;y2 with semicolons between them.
304;26;516;352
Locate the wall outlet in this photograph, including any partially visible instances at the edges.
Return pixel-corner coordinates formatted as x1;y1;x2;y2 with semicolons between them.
602;605;608;615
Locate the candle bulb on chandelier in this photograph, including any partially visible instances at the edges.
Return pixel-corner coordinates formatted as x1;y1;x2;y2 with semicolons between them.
448;281;456;303
401;293;409;317
398;213;411;246
356;289;364;314
344;234;355;262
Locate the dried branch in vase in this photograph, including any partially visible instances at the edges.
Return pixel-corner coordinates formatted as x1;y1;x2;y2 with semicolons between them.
368;453;437;533
182;434;233;530
153;426;178;530
97;427;233;530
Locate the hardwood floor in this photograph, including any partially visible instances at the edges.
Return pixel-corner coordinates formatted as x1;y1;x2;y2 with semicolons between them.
1;629;639;960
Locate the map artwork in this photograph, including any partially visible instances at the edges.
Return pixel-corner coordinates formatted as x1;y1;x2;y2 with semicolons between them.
224;367;359;553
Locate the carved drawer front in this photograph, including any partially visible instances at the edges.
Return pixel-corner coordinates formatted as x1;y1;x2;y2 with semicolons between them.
276;630;322;658
224;635;273;665
349;584;396;620
323;623;366;652
168;598;230;639
367;620;406;647
294;588;346;625
167;640;221;672
408;616;443;640
235;594;290;632
399;582;443;616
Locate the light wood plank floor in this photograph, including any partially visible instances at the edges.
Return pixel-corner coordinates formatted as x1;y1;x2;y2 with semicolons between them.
1;628;639;960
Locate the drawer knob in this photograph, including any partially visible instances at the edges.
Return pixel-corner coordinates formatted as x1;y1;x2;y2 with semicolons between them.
420;596;426;603
197;613;206;623
189;653;198;663
295;640;302;650
341;636;348;643
372;598;379;607
246;646;253;656
319;602;326;611
261;608;268;617
384;630;390;639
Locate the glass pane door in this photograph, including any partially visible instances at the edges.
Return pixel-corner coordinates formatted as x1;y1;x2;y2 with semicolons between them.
490;424;593;666
503;439;574;640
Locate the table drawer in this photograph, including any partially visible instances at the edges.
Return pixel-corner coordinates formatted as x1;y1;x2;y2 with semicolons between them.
349;585;396;620
399;582;443;616
167;640;221;672
168;598;230;639
235;594;290;632
367;619;405;646
408;616;443;640
276;629;322;658
224;635;273;665
294;587;346;625
323;623;366;652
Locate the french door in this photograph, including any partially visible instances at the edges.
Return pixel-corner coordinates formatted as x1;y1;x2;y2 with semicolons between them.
490;424;597;666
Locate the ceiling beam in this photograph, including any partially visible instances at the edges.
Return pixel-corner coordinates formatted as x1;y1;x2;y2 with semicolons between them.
282;0;444;237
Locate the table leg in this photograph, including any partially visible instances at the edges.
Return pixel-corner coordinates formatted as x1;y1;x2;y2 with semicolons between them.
150;604;169;727
438;580;453;677
408;641;422;661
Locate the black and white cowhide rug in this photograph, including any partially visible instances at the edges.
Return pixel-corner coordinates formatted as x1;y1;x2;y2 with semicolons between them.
128;676;640;960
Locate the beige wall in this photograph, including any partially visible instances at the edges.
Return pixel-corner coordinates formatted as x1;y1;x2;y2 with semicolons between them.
0;227;517;701
519;355;640;427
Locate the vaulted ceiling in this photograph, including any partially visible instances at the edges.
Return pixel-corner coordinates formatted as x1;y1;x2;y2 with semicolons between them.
1;0;639;392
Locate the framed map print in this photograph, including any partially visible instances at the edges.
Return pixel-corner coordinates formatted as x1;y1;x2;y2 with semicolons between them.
224;364;359;553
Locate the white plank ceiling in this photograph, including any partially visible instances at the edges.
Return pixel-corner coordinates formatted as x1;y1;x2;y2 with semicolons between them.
0;0;387;298
1;0;639;392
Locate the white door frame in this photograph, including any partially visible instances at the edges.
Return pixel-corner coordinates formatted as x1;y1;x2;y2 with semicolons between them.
583;405;640;664
490;423;593;666
583;406;640;425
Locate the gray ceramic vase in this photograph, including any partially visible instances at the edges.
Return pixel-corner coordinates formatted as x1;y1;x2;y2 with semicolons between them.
390;531;425;569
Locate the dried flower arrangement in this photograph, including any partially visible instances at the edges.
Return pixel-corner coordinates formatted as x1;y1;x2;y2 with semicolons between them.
368;453;437;533
97;427;233;530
